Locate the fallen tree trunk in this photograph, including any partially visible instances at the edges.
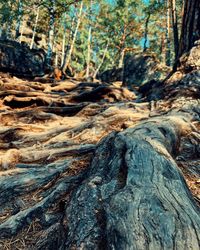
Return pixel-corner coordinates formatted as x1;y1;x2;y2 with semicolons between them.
65;115;200;249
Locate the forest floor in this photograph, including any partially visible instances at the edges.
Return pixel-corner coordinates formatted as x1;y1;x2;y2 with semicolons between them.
0;72;199;249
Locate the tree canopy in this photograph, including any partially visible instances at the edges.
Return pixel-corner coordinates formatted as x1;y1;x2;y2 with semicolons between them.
0;0;187;76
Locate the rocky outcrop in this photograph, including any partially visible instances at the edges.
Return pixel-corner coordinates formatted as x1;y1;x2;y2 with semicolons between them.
99;54;170;88
179;39;200;72
139;43;200;101
123;53;170;87
0;40;46;77
98;67;123;83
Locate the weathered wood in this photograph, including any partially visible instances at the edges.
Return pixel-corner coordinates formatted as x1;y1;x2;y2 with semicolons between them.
65;116;200;249
0;70;199;249
0;160;71;205
71;85;136;102
0;172;87;238
179;0;200;57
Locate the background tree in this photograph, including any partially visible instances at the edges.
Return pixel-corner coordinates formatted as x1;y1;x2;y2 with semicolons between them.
0;0;185;74
179;0;200;57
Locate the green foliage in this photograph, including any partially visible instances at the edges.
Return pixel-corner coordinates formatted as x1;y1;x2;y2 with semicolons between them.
0;0;183;73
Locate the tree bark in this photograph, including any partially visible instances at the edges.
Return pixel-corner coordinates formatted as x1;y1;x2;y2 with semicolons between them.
62;1;83;74
30;7;40;50
93;41;109;79
143;12;151;52
65;116;200;249
170;0;179;62
165;0;171;66
179;0;200;57
160;34;165;63
46;0;56;67
118;48;125;69
19;18;25;44
15;0;23;39
86;27;92;78
0;72;199;249
61;13;67;67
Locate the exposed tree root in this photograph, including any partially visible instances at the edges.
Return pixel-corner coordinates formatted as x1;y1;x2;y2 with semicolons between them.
70;85;136;102
0;71;199;249
0;171;88;239
65;115;200;249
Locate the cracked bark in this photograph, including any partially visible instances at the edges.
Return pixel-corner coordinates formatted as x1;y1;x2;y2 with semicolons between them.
65;116;200;250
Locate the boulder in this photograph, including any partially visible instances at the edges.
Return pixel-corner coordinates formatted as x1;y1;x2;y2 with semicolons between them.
98;67;123;83
0;39;46;77
99;54;170;88
123;53;170;87
179;39;200;72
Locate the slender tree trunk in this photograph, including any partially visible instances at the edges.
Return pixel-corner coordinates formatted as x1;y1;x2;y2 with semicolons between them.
6;22;12;39
46;0;56;67
19;18;25;43
160;34;165;63
61;13;67;67
62;1;83;73
143;12;151;52
5;2;15;38
179;0;200;57
165;0;171;66
30;7;40;50
170;0;179;63
86;27;92;78
15;0;23;39
61;17;75;72
118;48;125;68
118;22;127;69
93;41;109;79
55;51;58;67
61;32;66;67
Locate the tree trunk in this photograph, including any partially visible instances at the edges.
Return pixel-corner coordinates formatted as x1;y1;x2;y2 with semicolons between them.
62;1;83;74
30;7;40;50
65;116;200;249
5;2;15;39
15;0;23;39
86;27;92;78
170;0;179;62
55;51;58;67
61;13;67;67
160;34;165;63
46;0;56;67
93;41;109;79
165;0;171;66
143;12;151;52
179;0;200;57
19;19;25;44
118;49;125;68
